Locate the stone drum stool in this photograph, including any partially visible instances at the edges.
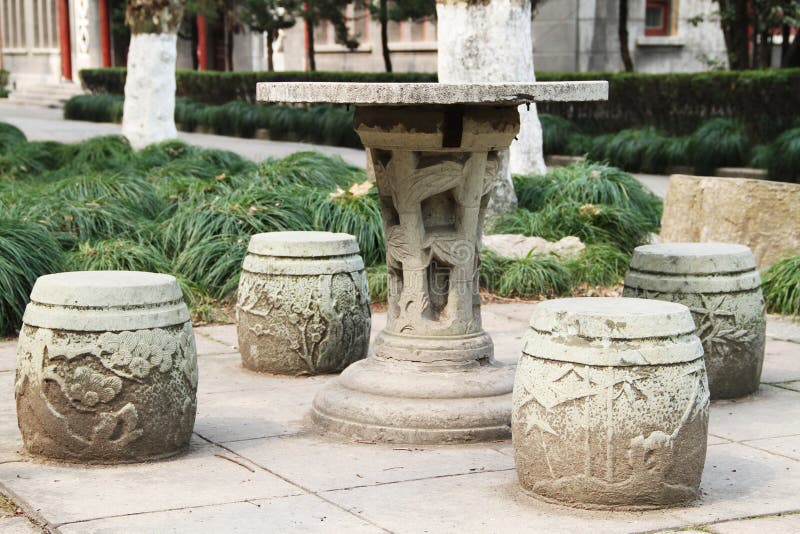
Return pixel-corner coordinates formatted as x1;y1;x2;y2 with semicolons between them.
623;243;766;399
15;271;198;463
513;297;709;510
236;231;371;375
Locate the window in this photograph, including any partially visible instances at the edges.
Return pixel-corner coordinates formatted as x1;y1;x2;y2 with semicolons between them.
1;0;27;49
645;0;670;36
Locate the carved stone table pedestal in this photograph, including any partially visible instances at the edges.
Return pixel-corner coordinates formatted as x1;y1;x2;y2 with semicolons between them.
257;82;608;443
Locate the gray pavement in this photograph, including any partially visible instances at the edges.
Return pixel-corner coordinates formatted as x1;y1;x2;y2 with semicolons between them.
0;304;798;533
0;102;671;197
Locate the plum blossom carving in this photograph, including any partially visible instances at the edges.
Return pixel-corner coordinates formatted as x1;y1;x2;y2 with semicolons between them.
99;329;177;379
66;366;123;407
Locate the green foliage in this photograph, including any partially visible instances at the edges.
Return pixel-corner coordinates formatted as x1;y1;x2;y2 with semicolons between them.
766;128;800;183
688;118;750;175
535;69;800;143
172;235;249;300
308;183;385;266
0;141;71;180
66;239;171;273
540;114;578;155
0;219;64;336
0;122;26;154
479;250;573;298
762;255;800;315
64;94;124;123
366;264;388;303
566;244;630;287
255;151;363;189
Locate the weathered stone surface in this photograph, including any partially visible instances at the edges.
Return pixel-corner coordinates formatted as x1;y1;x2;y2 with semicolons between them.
15;271;198;463
256;81;609;106
311;105;522;444
483;234;584;260
623;243;766;399
513;297;709;510
236;232;371;376
660;175;800;269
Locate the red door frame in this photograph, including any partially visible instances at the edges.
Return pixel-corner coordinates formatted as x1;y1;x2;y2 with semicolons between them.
99;0;111;66
57;0;72;80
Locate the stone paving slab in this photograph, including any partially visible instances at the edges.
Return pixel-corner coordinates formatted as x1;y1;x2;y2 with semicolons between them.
57;494;383;534
226;434;514;492
0;305;797;532
709;513;800;533
766;315;800;344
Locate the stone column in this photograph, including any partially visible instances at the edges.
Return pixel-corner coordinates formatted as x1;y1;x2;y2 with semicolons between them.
311;105;519;443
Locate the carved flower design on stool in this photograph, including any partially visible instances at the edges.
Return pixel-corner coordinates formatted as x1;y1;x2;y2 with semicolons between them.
99;329;178;379
66;366;123;407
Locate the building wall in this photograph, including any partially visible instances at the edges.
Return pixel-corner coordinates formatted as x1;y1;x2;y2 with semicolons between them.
1;0;62;87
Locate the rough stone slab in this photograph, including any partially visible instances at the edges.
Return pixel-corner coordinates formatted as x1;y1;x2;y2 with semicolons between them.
225;434;514;492
0;438;301;525
321;469;684;533
708;385;800;442
57;494;382;534
760;340;800;383
659;175;800;270
257;81;609;106
670;442;800;526
710;513;800;533
247;231;359;257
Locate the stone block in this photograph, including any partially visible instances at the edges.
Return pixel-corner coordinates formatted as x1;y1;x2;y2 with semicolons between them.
15;271;198;463
236;231;371;375
513;297;709;510
624;243;766;399
660;175;800;269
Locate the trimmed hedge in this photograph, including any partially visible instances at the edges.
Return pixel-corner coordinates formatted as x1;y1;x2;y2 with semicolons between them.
536;69;800;143
79;68;800;142
0;69;8;87
79;68;438;105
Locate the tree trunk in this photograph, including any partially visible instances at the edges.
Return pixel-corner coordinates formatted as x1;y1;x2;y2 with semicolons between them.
306;18;316;71
267;30;276;72
786;29;800;67
380;0;392;72
225;14;234;71
618;0;634;71
436;0;546;218
122;0;185;149
718;0;750;70
781;24;790;67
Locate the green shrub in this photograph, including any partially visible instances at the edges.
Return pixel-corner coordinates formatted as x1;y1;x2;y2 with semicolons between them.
0;69;9;88
366;264;388;303
64;94;124;123
766;128;800;183
688;118;750;175
566;244;630;287
308;183;384;266
66;239;171;273
540;114;579;155
762;255;800;315
0;122;26;154
172;234;248;300
479;250;573;298
0;141;71;179
254;151;364;190
536;69;800;142
80;68;438;104
0;219;64;336
64;135;133;171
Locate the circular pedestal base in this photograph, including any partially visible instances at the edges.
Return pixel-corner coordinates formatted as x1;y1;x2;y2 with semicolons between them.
311;353;514;444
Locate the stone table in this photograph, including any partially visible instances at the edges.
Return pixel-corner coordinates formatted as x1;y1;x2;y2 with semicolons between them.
257;81;608;444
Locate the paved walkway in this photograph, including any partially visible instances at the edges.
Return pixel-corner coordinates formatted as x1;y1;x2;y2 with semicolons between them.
0;103;671;197
0;304;798;533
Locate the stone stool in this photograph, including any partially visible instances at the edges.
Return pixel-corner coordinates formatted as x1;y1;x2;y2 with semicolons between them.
236;231;371;375
15;271;198;463
623;243;766;399
513;297;709;510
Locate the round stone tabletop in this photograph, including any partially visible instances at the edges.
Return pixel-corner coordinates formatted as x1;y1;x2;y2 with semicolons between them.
248;231;359;258
630;243;756;274
29;271;183;308
256;81;608;106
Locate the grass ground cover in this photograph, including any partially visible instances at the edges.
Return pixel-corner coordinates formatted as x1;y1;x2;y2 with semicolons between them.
0;123;669;335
